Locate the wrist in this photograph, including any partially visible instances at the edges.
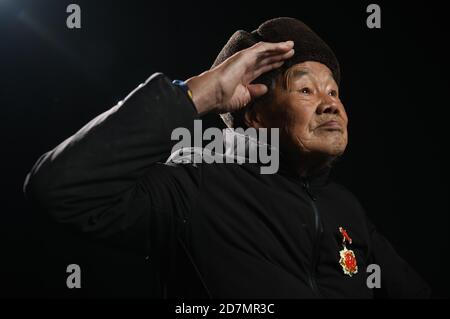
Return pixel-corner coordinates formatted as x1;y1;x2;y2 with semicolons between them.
186;71;221;115
172;79;194;100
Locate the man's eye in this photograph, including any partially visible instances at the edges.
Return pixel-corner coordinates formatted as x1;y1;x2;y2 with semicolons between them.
299;87;311;94
328;90;338;97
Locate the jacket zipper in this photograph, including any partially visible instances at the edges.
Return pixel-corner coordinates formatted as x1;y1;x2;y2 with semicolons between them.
302;177;322;297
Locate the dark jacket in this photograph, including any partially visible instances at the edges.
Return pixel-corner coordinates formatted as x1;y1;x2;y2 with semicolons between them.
24;73;430;298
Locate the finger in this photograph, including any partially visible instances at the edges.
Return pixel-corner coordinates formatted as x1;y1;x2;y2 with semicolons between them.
237;42;293;74
247;84;268;99
249;41;294;60
257;49;295;66
241;41;293;66
256;46;295;59
251;60;285;80
250;40;294;55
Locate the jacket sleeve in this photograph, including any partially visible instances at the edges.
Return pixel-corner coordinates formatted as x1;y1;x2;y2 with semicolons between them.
23;73;202;258
365;217;431;298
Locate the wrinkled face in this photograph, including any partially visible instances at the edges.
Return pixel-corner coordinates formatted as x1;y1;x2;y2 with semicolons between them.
248;61;348;159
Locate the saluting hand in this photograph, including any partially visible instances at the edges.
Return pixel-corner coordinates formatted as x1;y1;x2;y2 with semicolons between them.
186;41;294;115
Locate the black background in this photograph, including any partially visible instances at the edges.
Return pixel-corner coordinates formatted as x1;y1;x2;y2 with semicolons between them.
1;0;449;298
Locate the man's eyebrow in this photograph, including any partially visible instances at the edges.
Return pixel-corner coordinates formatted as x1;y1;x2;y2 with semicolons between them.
285;69;310;90
291;70;309;79
287;70;310;81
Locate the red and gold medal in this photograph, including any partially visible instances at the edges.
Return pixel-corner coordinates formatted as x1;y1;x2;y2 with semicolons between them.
338;226;358;276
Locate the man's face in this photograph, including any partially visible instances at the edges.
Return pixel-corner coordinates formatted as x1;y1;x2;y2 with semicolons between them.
249;61;348;159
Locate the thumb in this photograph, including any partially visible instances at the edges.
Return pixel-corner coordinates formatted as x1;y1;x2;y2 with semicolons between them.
247;84;268;100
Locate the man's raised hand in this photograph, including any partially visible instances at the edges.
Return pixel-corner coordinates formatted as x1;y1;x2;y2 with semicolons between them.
186;41;294;115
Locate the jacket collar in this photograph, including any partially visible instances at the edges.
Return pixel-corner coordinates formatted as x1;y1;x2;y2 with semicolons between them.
167;128;332;187
223;129;332;187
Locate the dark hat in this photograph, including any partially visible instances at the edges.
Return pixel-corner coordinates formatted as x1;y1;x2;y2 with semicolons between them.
212;17;340;86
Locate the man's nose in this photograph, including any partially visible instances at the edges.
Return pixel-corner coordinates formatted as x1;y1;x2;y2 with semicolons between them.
316;95;340;115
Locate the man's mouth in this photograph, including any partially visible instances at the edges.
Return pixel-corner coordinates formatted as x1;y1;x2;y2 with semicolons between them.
316;120;343;131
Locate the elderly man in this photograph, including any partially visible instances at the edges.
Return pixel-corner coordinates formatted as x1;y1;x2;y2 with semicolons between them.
24;17;429;298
